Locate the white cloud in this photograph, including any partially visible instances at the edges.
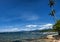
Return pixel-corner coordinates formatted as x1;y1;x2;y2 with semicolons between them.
39;24;53;30
0;23;53;32
26;25;37;28
0;28;20;32
25;23;53;30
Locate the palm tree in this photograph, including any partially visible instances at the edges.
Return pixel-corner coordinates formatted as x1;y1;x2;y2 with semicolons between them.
48;0;55;7
49;9;56;22
48;0;60;35
49;9;55;16
49;0;56;22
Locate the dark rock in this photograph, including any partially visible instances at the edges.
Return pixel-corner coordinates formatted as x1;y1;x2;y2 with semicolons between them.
12;40;22;42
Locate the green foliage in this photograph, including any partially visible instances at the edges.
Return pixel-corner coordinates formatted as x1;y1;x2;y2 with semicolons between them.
39;29;54;32
53;20;60;31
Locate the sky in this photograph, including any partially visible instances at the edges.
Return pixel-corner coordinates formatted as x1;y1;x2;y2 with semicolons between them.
0;0;60;32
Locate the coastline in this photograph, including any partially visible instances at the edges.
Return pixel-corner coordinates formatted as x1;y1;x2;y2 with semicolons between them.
0;32;59;42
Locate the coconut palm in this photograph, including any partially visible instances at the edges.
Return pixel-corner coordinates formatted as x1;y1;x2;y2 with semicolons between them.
49;9;55;16
49;9;57;22
49;0;56;21
48;0;57;23
48;0;55;7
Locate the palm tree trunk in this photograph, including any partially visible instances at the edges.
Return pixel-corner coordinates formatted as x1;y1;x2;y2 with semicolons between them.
53;16;57;23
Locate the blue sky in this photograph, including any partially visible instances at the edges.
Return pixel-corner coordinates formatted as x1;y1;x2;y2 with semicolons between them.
0;0;60;32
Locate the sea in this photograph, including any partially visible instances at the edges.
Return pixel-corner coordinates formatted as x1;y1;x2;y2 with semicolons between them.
0;31;58;41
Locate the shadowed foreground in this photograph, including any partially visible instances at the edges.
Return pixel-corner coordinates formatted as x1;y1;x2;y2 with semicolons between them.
1;35;60;42
0;31;58;42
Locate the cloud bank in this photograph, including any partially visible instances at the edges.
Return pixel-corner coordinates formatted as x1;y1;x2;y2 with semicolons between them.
0;23;53;32
25;23;53;30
